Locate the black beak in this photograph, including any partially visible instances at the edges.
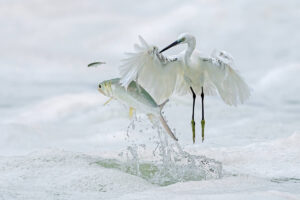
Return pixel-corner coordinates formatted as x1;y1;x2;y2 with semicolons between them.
159;40;180;53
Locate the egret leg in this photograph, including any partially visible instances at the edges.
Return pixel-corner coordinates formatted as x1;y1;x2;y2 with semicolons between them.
190;87;196;143
201;87;205;142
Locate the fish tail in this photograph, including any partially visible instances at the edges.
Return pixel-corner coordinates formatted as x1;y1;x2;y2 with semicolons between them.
159;99;169;110
159;113;178;141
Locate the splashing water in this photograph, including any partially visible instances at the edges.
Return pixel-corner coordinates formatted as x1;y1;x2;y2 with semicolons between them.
97;115;222;186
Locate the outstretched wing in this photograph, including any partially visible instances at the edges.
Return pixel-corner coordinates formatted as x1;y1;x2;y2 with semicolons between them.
119;36;182;104
200;50;251;106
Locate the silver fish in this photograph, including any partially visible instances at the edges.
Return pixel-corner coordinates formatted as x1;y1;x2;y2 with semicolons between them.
98;78;178;141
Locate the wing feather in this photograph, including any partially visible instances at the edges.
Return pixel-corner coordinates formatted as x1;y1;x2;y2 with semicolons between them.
119;36;182;104
202;50;251;106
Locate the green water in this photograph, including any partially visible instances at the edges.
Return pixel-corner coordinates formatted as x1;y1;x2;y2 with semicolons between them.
96;152;222;186
95;116;223;186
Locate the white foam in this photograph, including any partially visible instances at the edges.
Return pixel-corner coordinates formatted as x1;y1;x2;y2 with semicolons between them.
188;132;300;179
0;150;155;200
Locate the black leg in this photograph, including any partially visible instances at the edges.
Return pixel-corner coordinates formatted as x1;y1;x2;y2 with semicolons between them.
201;87;205;142
190;87;196;143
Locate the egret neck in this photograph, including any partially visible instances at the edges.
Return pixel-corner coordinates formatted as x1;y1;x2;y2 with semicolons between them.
184;37;196;66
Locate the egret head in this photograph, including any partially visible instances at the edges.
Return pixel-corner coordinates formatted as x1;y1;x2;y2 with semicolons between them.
159;33;196;53
98;80;113;97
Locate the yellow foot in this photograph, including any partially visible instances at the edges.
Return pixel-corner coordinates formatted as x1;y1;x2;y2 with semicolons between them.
191;120;196;144
201;120;205;142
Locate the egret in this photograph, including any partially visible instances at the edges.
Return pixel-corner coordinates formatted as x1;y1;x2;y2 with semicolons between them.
119;33;251;143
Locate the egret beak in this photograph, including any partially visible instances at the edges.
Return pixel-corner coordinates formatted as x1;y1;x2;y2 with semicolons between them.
159;40;181;53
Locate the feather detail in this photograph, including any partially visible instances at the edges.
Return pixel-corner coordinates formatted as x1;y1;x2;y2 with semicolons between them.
119;36;182;104
202;50;251;106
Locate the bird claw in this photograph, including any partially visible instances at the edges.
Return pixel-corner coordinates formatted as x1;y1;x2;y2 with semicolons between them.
191;120;196;144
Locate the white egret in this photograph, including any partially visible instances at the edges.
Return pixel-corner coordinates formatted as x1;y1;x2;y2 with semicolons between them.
119;33;251;143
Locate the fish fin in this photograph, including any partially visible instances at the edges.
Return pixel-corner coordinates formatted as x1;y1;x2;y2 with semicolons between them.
147;114;154;123
159;99;169;110
129;107;135;119
159;113;178;141
103;97;113;106
136;76;142;93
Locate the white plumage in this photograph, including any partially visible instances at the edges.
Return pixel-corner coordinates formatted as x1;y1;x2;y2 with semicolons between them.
119;33;251;106
119;36;181;104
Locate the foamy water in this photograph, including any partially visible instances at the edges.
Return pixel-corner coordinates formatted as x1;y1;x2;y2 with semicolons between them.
0;0;300;199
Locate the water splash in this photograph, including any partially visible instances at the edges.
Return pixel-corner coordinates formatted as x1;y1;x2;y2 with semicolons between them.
97;116;222;186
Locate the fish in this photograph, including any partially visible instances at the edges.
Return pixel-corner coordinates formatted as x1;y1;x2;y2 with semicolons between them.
87;61;106;67
98;78;178;141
